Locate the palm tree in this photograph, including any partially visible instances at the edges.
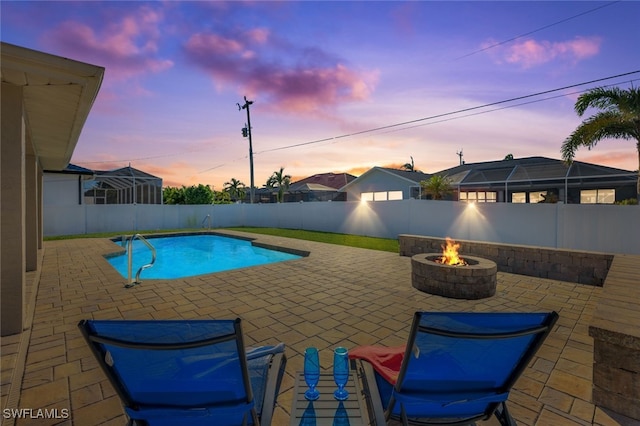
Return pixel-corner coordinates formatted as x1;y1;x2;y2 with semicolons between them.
402;156;415;172
561;86;640;199
420;175;453;200
223;178;246;202
266;167;291;203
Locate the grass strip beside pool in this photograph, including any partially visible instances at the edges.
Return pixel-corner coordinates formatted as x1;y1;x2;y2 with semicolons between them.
226;227;399;253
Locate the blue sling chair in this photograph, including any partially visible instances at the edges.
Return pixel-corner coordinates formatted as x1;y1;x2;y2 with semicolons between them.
78;318;287;426
355;311;559;426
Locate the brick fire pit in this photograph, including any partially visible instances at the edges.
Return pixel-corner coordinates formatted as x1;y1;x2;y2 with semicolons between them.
411;253;497;299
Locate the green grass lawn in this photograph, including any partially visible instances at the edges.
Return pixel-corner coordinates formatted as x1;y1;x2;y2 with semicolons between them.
226;227;399;253
45;227;399;253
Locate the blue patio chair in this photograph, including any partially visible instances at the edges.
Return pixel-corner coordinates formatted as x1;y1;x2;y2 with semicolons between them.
78;318;286;426
354;311;559;426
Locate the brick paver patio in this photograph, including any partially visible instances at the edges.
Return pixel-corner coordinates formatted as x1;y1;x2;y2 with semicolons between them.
0;230;634;425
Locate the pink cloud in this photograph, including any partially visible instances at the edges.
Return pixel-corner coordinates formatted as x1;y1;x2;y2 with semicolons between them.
575;150;638;172
186;33;245;56
484;36;601;68
184;29;378;114
43;6;173;81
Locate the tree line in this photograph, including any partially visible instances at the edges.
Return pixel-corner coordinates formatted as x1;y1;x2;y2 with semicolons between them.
163;167;291;204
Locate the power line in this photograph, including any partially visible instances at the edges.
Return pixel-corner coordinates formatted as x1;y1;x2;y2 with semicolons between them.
453;1;621;61
377;78;639;135
257;70;640;155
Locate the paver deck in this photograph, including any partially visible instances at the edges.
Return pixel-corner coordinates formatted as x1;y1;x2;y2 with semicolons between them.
0;230;636;425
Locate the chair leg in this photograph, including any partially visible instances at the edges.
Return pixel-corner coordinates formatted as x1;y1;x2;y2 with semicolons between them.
400;404;410;426
494;402;516;426
258;352;286;426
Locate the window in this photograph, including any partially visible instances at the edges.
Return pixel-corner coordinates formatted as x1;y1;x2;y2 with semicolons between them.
361;192;374;202
459;191;497;203
512;192;526;203
581;189;615;204
361;191;404;201
374;191;387;201
529;192;544;204
388;191;403;200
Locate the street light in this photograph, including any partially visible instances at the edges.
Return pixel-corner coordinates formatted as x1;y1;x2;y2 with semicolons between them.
237;96;255;204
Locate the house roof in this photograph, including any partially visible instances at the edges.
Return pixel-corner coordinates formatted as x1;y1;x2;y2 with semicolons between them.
380;168;431;183
340;167;431;191
436;156;636;186
290;172;356;190
44;163;94;175
289;183;337;192
1;42;104;170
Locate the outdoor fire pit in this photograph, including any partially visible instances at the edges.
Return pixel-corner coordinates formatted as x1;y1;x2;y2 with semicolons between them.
411;238;497;299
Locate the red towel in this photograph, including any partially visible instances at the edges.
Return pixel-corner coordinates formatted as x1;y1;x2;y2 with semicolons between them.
349;345;405;385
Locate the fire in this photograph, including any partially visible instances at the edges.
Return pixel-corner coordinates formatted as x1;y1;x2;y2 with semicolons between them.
439;237;467;266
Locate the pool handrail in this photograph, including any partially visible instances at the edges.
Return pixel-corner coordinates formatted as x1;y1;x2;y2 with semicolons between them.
125;234;157;288
201;214;211;229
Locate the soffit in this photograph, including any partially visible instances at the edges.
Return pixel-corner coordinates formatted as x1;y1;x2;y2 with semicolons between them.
1;42;104;170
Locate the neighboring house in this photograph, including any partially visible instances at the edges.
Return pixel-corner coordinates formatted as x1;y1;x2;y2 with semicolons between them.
292;172;356;190
43;164;94;206
252;172;356;203
342;157;636;204
84;165;163;204
438;156;636;204
340;167;431;201
285;172;356;202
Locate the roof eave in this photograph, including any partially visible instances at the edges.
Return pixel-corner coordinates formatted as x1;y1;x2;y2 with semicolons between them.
1;42;105;170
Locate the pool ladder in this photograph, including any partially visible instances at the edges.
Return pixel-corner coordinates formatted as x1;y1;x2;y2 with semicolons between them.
123;234;157;288
202;214;211;229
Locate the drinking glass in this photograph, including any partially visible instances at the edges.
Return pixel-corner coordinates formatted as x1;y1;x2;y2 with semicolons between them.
304;347;320;401
333;347;349;401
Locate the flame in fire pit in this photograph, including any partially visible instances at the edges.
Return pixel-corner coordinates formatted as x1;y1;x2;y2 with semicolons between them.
439;237;468;266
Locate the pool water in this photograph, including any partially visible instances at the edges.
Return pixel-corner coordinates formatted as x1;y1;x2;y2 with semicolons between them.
107;234;301;279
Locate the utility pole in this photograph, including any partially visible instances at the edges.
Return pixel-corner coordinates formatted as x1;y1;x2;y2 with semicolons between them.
237;96;255;203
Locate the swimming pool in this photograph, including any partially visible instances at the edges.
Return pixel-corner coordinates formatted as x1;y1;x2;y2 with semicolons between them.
107;234;302;279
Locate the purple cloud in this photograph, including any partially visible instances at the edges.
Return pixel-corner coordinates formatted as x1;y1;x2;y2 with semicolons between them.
184;28;378;114
43;6;173;81
483;36;602;69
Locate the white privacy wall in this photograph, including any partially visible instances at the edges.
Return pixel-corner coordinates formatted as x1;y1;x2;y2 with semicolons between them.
44;200;640;255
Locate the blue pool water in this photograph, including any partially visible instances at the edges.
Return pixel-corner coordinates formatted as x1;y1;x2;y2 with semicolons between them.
107;234;301;279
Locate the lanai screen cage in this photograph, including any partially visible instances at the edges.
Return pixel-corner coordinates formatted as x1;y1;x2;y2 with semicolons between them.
84;166;163;204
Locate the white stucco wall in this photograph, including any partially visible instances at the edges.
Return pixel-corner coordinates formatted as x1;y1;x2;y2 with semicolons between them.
43;173;84;206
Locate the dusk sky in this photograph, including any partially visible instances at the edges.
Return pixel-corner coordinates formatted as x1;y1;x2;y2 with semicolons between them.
2;1;639;188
